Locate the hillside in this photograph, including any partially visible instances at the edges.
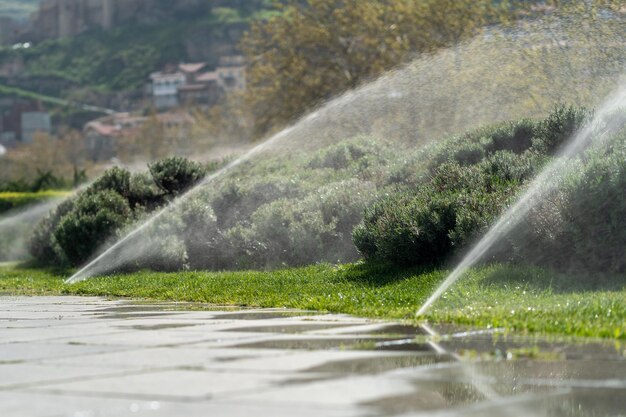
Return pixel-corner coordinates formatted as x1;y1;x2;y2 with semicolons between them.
0;3;276;97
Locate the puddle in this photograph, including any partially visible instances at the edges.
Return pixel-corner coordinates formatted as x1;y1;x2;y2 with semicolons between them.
438;336;626;361
363;380;486;415
232;337;401;351
305;353;453;375
94;312;177;320
223;323;355;334
213;355;258;363
118;323;201;331
214;311;320;320
350;324;429;337
373;339;433;352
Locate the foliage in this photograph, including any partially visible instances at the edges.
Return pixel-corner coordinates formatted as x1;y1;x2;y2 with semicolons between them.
54;190;131;265
28;157;206;267
353;162;519;266
353;106;596;267
531;106;591;154
149;157;206;195
242;0;518;134
511;128;626;273
355;106;625;274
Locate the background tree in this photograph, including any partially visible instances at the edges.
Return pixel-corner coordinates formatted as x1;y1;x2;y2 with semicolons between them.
242;0;516;135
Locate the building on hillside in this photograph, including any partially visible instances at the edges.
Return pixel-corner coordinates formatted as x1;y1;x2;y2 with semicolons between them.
149;71;186;110
21;112;52;144
0;99;50;146
216;55;246;91
149;56;246;109
83;111;192;161
179;62;208;83
178;71;222;107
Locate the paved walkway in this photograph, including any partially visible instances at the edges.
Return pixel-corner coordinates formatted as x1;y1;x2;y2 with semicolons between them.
1;297;625;417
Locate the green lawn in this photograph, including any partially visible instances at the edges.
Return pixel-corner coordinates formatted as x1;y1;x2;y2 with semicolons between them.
1;262;624;339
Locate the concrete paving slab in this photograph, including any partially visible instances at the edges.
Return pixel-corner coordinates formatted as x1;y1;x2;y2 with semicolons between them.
0;363;132;389
40;346;293;370
230;373;418;406
28;368;288;400
0;391;358;417
0;341;131;362
2;296;624;417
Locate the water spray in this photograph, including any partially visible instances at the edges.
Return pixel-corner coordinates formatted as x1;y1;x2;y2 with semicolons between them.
416;83;626;317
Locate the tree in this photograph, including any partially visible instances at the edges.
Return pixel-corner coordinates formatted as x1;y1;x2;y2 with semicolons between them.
242;0;516;135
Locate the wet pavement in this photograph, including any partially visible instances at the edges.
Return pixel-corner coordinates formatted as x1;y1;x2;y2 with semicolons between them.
1;296;625;416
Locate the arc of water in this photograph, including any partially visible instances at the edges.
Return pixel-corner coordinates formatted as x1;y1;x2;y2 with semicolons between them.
416;83;626;317
65;125;297;283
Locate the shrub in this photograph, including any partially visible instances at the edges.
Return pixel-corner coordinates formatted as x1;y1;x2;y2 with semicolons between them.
354;105;626;275
479;150;544;183
179;197;219;270
28;157;203;267
353;189;457;266
28;198;77;265
426;118;538;169
244;198;335;267
485;118;536;154
513;130;626;273
89;166;131;198
307;136;393;173
532;105;590;154
128;172;164;210
54;190;131;265
354;160;520;266
149;157;206;195
211;178;304;230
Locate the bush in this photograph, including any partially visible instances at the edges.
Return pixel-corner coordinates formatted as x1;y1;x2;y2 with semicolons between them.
512;129;626;273
128;172;164;210
29;157;203;267
54;190;131;265
427;118;539;170
532;105;590;154
89;166;131;198
354;105;625;274
179;197;219;270
29;198;77;265
354;160;521;266
149;157;206;195
211;178;304;230
353;189;457;266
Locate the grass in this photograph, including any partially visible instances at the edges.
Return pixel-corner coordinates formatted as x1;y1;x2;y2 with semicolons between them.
1;262;625;340
0;191;71;199
0;191;70;214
